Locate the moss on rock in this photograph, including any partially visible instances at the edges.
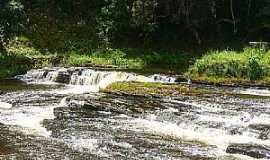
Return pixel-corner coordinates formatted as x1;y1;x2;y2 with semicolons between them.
103;82;209;97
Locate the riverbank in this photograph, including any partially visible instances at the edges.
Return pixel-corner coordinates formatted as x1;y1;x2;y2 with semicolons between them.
3;36;270;87
0;37;194;78
0;51;192;78
186;48;270;86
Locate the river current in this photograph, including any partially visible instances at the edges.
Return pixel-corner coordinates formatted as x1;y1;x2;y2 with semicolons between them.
0;68;269;160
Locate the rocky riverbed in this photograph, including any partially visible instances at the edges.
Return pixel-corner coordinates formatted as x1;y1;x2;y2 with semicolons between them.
0;68;269;159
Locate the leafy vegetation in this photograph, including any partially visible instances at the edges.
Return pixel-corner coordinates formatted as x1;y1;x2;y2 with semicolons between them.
67;49;144;69
0;52;30;78
2;0;270;50
1;0;270;84
187;48;270;84
66;48;192;71
0;37;193;77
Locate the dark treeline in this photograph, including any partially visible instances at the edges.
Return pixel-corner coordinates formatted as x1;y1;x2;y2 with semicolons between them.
1;0;270;52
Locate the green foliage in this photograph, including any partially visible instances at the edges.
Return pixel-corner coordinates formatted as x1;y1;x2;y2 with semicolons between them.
0;52;30;77
0;0;25;50
2;0;270;50
187;48;270;81
67;53;91;66
96;0;130;46
2;0;270;80
67;49;145;69
247;55;262;80
6;36;42;56
66;48;191;71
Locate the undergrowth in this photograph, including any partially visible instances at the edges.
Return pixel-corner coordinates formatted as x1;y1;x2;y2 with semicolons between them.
187;48;270;82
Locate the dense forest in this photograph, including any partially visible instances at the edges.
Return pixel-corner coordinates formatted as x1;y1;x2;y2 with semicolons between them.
1;0;270;51
1;0;270;83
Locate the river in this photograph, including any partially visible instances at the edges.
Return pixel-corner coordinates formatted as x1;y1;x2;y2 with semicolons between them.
0;67;269;160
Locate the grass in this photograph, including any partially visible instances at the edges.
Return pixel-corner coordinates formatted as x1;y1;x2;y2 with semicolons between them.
0;36;193;78
66;49;144;69
66;48;193;74
186;48;270;85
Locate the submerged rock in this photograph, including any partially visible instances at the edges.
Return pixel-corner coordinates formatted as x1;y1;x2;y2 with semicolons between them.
226;143;270;159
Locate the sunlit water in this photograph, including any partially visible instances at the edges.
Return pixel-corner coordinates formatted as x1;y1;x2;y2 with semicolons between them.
0;68;269;159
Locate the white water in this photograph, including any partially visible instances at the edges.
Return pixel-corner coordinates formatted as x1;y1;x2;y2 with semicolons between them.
0;92;69;137
0;102;12;109
1;68;270;159
0;105;55;137
235;88;270;97
19;68;177;92
0;68;176;136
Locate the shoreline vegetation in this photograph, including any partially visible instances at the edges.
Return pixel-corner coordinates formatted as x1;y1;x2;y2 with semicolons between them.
0;36;194;78
2;0;270;88
2;37;270;87
186;48;270;86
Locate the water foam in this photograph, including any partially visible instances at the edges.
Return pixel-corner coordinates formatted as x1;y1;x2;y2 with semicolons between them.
236;88;270;97
0;105;55;137
18;68;177;93
128;118;270;151
0;102;12;109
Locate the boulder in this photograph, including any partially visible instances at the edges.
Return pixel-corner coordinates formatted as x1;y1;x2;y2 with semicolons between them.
226;143;270;159
249;124;270;140
55;70;71;84
249;124;270;131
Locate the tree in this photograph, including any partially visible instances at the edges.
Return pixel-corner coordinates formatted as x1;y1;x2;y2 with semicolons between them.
0;0;25;51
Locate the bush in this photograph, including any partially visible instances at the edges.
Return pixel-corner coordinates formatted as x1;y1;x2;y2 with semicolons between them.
6;36;42;56
187;48;270;81
0;52;30;77
247;55;263;80
66;49;145;69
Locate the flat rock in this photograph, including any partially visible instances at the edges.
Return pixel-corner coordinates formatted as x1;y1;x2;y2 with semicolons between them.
249;124;270;140
226;143;270;159
249;124;270;131
0;102;12;109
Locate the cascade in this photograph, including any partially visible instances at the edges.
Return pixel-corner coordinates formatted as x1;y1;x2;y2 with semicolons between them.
18;68;177;91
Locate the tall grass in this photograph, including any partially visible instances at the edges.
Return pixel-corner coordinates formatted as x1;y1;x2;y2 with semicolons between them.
67;48;191;71
67;49;145;69
187;48;270;81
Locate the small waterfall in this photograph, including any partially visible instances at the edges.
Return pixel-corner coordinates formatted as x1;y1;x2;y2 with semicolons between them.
69;69;136;89
17;68;61;84
17;68;177;91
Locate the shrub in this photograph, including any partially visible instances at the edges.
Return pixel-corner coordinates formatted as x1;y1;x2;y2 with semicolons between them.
187;48;270;81
247;56;263;80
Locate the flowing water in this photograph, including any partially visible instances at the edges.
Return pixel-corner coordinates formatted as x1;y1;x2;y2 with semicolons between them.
0;68;270;160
